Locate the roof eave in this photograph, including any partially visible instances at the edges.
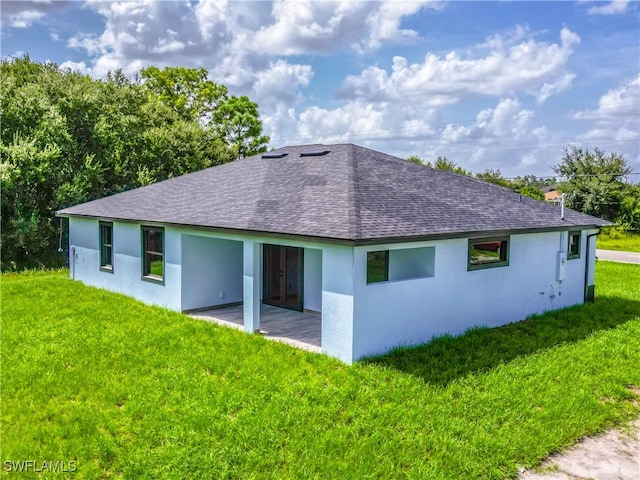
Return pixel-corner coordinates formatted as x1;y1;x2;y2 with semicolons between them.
57;212;609;247
352;223;609;246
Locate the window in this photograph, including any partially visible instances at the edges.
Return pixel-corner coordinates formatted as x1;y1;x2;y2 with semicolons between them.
568;231;581;259
468;237;509;270
142;226;164;282
99;222;113;272
367;250;389;284
366;247;436;284
388;247;435;281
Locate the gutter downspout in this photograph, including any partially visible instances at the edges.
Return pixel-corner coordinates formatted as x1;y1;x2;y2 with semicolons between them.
71;246;76;280
584;228;601;303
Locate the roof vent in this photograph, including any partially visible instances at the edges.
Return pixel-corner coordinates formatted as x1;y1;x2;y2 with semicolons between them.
300;149;330;157
261;152;288;159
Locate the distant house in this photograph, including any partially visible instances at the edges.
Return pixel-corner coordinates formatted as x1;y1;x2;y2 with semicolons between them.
57;144;609;363
542;185;561;203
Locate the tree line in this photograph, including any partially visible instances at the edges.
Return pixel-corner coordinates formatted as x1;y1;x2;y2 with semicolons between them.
1;56;269;271
409;147;639;231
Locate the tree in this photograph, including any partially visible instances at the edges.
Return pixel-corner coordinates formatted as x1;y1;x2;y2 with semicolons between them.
475;169;511;188
425;156;472;176
511;174;556;188
142;66;269;158
617;185;640;231
0;57;267;270
517;186;545;201
141;66;228;125
212;95;269;158
553;146;632;222
407;155;423;165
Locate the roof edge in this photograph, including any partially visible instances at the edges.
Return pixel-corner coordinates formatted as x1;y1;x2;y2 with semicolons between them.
57;212;606;246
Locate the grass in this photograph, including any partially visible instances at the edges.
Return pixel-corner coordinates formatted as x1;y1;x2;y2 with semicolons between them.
597;227;640;252
2;263;639;479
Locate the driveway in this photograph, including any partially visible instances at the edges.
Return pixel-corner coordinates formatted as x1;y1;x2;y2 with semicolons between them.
596;249;640;264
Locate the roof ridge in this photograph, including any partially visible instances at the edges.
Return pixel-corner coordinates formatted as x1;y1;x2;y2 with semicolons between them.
347;144;361;239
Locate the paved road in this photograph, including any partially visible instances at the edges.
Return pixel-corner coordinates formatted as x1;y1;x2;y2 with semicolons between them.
596;249;640;264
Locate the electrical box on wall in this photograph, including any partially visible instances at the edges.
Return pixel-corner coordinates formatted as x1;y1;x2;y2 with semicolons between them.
557;251;566;281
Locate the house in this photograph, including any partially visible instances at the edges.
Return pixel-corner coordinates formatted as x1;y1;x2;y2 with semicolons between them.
542;185;561;203
57;144;609;363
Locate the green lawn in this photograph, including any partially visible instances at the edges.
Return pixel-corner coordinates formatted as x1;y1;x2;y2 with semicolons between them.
2;263;639;479
597;228;640;252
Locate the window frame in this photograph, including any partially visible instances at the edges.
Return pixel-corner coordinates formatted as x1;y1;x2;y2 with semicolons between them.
99;221;114;273
567;231;581;260
141;225;165;284
468;236;510;271
366;250;389;284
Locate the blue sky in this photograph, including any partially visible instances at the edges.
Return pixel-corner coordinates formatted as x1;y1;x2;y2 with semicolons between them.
2;0;639;177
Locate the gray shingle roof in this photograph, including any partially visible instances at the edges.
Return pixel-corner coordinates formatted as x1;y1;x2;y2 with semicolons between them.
57;143;610;243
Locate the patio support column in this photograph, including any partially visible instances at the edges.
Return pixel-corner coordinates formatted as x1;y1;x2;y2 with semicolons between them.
321;245;355;363
243;240;261;333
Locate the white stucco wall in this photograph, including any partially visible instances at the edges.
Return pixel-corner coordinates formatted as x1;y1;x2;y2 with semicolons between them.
585;230;597;286
69;217;596;364
350;230;595;360
68;219;330;343
181;235;243;311
69;218;182;310
303;248;322;312
321;244;355;363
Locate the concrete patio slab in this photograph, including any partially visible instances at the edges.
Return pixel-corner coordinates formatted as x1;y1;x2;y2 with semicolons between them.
190;304;322;353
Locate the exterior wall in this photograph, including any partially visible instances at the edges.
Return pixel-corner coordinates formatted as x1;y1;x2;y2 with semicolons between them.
181;235;243;311
69;218;181;310
69;217;596;364
351;230;593;361
67;218;334;349
321;244;355;363
303;248;322;311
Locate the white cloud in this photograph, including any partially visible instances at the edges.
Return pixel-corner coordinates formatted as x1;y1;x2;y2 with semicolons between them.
298;102;388;144
67;0;211;76
573;75;640;153
61;0;435;140
366;1;435;48
278;94;563;176
254;60;314;107
536;72;576;104
149;39;186;54
59;60;90;73
476;98;534;138
574;75;640;120
429;98;546;170
586;0;629;15
67;33;104;56
251;1;433;55
337;27;580;104
576;127;637;143
1;1;71;28
4;10;44;28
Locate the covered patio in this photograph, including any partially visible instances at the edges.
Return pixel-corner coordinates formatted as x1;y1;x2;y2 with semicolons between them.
190;304;322;353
